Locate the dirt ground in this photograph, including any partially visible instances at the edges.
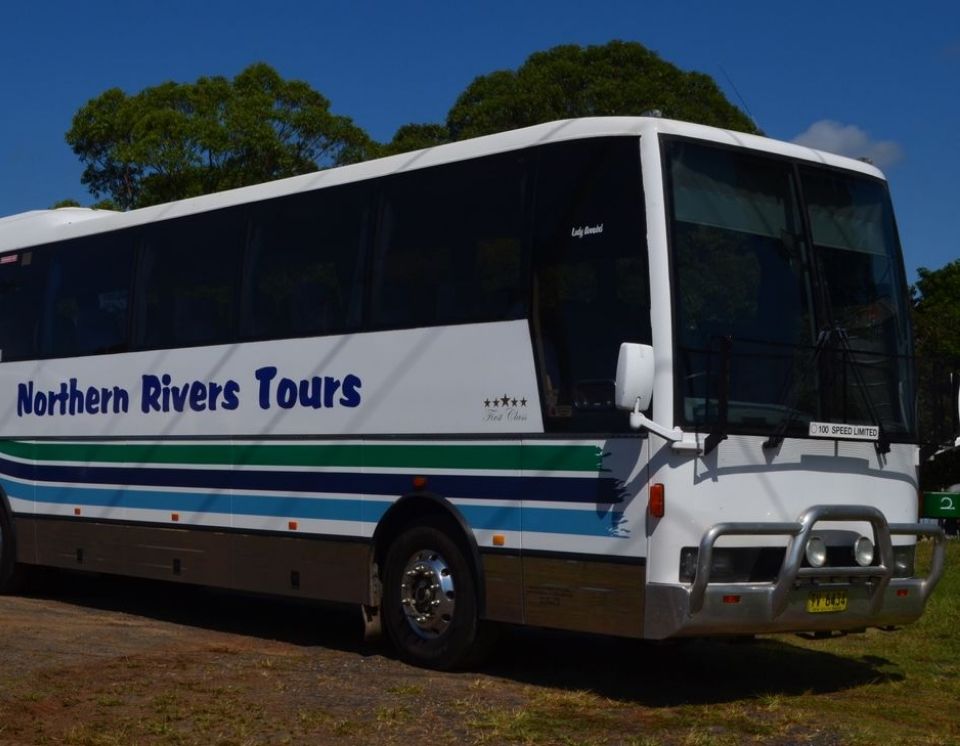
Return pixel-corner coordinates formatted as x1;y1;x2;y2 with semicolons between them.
0;570;910;745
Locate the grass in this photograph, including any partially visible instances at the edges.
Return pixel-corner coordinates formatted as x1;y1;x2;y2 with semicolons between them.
460;539;960;745
0;541;956;745
769;540;960;744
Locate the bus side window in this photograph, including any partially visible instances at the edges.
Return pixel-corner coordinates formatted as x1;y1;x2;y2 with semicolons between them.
133;209;244;351
531;138;650;433
371;153;528;330
0;250;47;362
241;183;370;341
40;233;134;359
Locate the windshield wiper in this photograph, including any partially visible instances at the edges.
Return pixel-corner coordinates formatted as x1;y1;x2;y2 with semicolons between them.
704;335;732;455
763;327;891;455
833;328;891;455
763;329;831;451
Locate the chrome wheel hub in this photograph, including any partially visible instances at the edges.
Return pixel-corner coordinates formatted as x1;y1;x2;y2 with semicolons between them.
399;550;455;638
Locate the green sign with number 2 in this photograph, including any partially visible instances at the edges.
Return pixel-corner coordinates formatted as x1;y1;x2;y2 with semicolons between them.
924;492;960;518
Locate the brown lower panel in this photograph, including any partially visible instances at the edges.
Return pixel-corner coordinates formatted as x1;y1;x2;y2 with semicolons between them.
18;517;643;637
18;517;371;604
13;515;37;565
481;552;524;624
522;555;645;638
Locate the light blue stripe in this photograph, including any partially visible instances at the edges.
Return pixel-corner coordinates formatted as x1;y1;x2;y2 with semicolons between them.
523;507;627;537
4;478;623;538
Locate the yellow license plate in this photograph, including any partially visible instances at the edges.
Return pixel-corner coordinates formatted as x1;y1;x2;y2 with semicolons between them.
806;590;848;613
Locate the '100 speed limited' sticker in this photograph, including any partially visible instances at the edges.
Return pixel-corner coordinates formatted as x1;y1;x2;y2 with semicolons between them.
808;421;879;441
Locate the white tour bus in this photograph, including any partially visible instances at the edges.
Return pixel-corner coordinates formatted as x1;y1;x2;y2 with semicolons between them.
0;117;946;669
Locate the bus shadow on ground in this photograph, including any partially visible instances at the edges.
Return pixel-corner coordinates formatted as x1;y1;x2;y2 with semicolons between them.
23;569;367;653
25;570;903;707
486;625;904;706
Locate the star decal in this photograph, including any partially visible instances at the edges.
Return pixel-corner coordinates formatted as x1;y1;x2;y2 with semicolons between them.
483;393;530;409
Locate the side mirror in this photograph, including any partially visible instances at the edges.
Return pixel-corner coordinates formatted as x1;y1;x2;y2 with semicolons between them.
615;343;655;411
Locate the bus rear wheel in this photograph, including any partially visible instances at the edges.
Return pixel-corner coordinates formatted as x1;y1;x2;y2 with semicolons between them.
382;522;481;670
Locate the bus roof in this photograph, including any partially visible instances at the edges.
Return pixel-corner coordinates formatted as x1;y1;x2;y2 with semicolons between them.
0;116;886;254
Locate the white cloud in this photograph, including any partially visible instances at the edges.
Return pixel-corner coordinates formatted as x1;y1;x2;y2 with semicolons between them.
791;120;904;168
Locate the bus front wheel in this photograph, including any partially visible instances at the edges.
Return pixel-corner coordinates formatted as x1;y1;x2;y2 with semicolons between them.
382;521;482;670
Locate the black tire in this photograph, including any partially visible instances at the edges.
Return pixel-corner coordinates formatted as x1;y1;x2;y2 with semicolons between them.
0;501;24;595
382;520;484;670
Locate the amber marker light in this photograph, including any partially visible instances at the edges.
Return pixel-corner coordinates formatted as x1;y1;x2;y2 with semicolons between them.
649;483;665;518
412;475;428;490
288;521;298;531
73;507;81;516
171;513;180;522
492;534;506;547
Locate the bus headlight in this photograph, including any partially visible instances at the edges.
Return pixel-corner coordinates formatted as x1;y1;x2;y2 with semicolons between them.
854;536;875;567
805;536;827;568
893;545;916;577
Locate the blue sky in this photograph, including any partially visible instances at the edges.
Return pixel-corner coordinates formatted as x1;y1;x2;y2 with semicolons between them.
0;1;956;282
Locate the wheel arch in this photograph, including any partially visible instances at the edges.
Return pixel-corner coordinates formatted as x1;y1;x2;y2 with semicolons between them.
0;483;16;537
0;484;12;519
0;479;25;593
371;492;486;617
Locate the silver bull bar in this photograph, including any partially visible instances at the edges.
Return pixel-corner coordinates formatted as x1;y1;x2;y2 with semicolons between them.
688;504;946;619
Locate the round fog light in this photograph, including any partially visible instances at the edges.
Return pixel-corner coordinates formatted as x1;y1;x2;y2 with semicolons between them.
805;536;827;568
854;536;875;567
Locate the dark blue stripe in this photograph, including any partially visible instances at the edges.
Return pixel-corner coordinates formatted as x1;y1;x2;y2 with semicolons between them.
0;455;624;504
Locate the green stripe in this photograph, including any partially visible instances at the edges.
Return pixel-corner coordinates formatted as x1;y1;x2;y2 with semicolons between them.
0;440;603;472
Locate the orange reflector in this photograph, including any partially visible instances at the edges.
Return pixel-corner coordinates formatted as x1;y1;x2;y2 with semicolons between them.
412;475;428;490
171;513;180;522
288;520;298;531
492;534;505;547
896;588;909;597
73;507;81;516
722;595;741;604
649;483;665;518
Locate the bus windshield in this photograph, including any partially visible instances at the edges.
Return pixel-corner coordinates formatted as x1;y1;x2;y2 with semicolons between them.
666;139;915;440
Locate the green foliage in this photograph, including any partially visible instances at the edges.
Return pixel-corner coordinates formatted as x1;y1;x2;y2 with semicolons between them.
51;198;117;210
65;43;759;205
379;123;451;157
922;444;960;490
914;259;960;364
66;63;373;210
444;41;759;141
914;259;960;477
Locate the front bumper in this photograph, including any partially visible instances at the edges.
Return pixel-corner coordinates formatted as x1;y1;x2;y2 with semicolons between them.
645;504;946;639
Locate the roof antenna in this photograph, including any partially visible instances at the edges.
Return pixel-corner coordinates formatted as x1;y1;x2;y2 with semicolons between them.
718;65;761;133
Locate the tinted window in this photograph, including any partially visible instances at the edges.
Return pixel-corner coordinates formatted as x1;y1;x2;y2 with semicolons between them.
134;209;243;350
667;140;812;429
665;140;915;440
0;249;48;362
801;167;914;436
241;183;370;341
371;153;528;329
531;137;649;433
41;233;134;358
